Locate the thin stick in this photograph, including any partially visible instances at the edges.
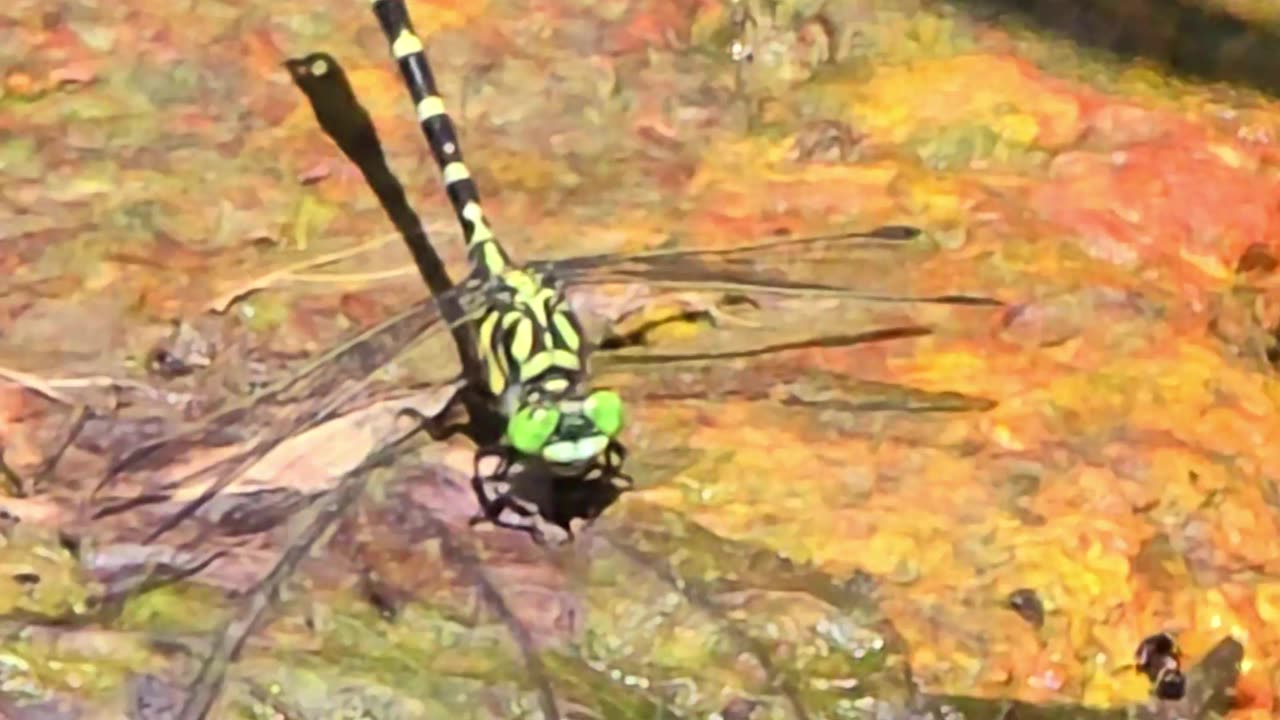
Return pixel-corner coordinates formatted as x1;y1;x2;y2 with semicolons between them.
205;234;399;313
0;367;163;403
175;427;420;720
286;266;418;283
0;367;75;406
33;404;91;491
0;449;26;497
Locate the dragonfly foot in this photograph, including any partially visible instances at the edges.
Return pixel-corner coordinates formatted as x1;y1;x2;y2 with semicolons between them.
470;491;571;545
397;405;469;442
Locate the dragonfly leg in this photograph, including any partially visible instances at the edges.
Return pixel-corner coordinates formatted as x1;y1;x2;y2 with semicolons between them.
396;384;500;445
472;492;568;544
468;445;514;519
397;405;468;442
602;440;634;490
466;448;577;545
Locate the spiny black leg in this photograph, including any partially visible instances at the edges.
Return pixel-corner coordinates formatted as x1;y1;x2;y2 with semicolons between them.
495;510;567;546
472;491;570;546
395;383;499;445
471;492;535;526
468;445;513;521
603;440;631;486
465;449;569;544
396;406;470;443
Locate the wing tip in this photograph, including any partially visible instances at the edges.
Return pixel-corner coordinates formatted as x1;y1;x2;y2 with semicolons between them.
868;224;922;241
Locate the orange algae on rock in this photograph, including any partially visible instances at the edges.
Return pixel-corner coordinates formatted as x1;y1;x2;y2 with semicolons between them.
851;54;1085;149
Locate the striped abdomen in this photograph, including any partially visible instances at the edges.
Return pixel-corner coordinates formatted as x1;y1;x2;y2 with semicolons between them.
370;0;510;278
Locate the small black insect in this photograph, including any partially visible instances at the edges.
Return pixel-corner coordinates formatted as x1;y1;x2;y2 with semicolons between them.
1007;587;1045;628
1135;631;1186;701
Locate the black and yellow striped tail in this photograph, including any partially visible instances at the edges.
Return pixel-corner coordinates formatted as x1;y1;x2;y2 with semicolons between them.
370;0;510;277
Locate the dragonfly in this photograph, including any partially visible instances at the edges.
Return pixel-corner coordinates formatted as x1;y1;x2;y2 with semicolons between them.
95;0;1004;545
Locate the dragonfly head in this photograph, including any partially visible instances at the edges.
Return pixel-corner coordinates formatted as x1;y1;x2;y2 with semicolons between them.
506;389;625;468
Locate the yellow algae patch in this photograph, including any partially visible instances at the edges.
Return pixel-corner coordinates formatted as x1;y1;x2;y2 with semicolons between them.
987;422;1026;451
850;54;1083;149
890;347;989;394
990;112;1042;147
1180;589;1249;657
1082;667;1151;707
480;147;570;192
1005;535;1133;609
1214;359;1280;415
1256;584;1280;624
1197;405;1270;458
1214;500;1280;569
406;0;487;35
979;398;1053;453
1207;141;1257;172
1029;466;1130;519
1146;444;1228;489
688;136;792;191
1178;245;1234;280
898;173;978;225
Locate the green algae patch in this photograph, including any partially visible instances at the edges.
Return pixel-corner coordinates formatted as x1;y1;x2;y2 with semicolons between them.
0;527;100;621
116;583;230;635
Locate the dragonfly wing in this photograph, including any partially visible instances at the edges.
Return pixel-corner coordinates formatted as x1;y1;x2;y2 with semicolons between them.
597;357;995;414
543;225;1001;307
93;290;486;538
546;224;923;271
552;222;1001;416
578;258;999;421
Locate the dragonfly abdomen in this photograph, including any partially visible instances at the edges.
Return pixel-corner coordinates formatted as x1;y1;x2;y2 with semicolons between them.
370;0;512;278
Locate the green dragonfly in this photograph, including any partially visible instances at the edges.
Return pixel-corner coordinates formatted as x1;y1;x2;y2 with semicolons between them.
98;0;1003;544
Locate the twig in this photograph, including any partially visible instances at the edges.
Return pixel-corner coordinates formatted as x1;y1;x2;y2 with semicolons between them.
0;366;75;405
205;234;398;313
0;448;26;497
286;266;417;284
603;533;810;720
423;514;562;720
140;355;402;543
32;404;90;491
102;550;230;608
175;426;421;720
0;366;163;404
96;291;448;502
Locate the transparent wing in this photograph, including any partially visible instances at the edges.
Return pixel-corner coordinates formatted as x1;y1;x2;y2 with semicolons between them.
539;224;1002;307
93;225;998;540
90;289;489;538
550;223;1003;416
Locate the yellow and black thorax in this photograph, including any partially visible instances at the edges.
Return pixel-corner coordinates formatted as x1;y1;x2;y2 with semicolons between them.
473;266;588;415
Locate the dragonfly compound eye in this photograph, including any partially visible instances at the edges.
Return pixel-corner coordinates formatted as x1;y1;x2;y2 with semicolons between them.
583;389;624;438
508;405;561;455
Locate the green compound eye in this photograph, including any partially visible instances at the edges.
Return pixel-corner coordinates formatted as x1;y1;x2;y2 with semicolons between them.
583;389;624;438
507;405;561;455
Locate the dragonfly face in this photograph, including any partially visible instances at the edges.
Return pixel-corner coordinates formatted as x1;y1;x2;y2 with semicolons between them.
506;389;625;469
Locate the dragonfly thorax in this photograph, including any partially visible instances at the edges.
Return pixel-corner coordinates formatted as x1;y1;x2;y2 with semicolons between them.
475;268;587;401
471;267;626;466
